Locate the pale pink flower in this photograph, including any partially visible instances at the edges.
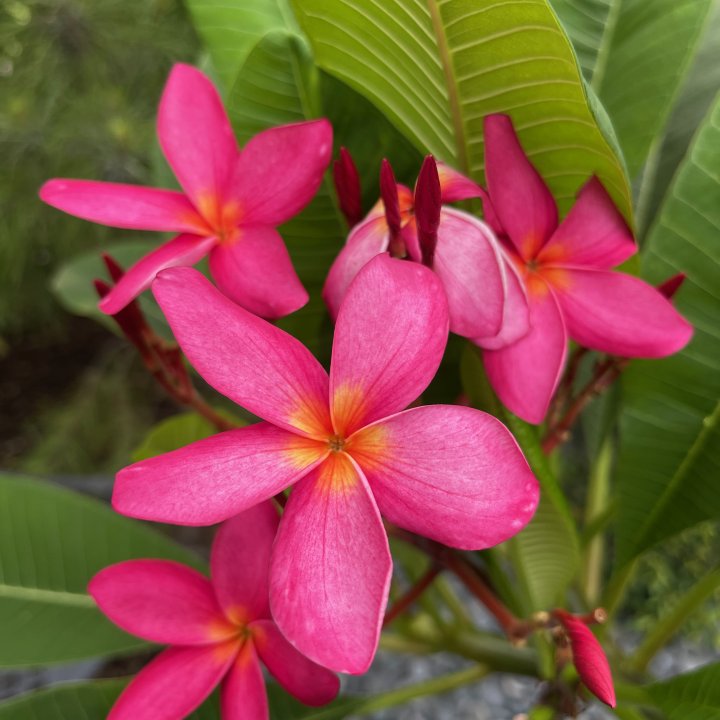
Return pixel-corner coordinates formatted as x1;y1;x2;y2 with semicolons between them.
478;114;692;423
89;502;339;720
40;64;332;318
323;157;526;343
113;254;539;674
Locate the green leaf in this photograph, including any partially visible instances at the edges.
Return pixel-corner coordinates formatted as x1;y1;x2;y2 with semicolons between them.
185;0;301;90
292;0;632;220
615;94;720;567
51;240;170;337
647;661;720;720
638;1;720;235
552;0;713;177
0;680;220;719
0;473;204;667
132;411;239;462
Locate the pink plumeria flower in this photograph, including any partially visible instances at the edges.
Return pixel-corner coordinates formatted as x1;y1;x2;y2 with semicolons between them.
554;610;616;708
40;63;332;318
89;502;339;720
478;114;693;424
323;156;527;343
112;254;539;674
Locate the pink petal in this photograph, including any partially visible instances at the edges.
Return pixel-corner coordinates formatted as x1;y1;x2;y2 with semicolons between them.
353;405;538;549
157;64;239;215
233;120;333;225
330;255;449;437
483;284;567;424
537;177;636;269
99;234;216;315
221;642;268;720
109;643;238;720
113;423;326;525
251;619;340;706
556;611;616;708
433;208;505;338
322;216;389;320
152;267;332;439
483;114;558;260
209;226;308;319
39;180;209;234
552;267;693;357
211;502;280;623
270;454;392;674
473;253;530;349
436;162;483;202
89;560;233;645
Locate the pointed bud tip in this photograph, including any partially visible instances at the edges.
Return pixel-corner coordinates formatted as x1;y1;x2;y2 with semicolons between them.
658;272;686;300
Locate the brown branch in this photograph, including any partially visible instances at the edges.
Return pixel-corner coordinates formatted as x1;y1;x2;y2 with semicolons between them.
383;564;442;627
542;356;628;454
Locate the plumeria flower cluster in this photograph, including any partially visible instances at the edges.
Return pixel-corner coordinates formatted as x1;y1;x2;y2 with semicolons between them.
39;60;694;718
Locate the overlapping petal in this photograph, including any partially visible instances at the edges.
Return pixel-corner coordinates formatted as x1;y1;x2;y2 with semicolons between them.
152;268;331;438
209;227;308;319
474;255;530;349
113;423;326;525
483;114;557;260
433;208;505;338
552;268;693;357
109;643;238;720
322;216;389;320
98;234;216;315
270;454;392;674
437;162;483;202
221;642;269;720
353;406;538;549
157;64;238;215
330;255;448;437
211;502;280;623
537;178;635;269
251;619;340;705
38;181;208;234
483;284;567;424
89;560;233;646
234;120;333;225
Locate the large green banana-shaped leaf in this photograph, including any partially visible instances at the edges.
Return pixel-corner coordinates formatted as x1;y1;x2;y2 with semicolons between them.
292;0;632;219
615;94;720;568
551;0;713;178
647;662;720;720
0;474;204;666
639;2;720;235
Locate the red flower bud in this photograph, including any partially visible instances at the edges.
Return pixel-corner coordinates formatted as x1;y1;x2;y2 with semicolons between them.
333;147;363;227
554;609;616;708
379;158;402;237
414;155;441;268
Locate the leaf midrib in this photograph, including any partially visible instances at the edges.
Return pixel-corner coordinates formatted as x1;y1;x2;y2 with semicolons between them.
427;0;468;172
0;584;95;608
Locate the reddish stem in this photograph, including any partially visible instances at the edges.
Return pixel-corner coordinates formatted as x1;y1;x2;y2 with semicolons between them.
542;356;627;454
383;564;442;627
388;526;528;641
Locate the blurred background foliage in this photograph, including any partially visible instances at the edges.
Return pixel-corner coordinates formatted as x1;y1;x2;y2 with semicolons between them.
0;0;199;470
